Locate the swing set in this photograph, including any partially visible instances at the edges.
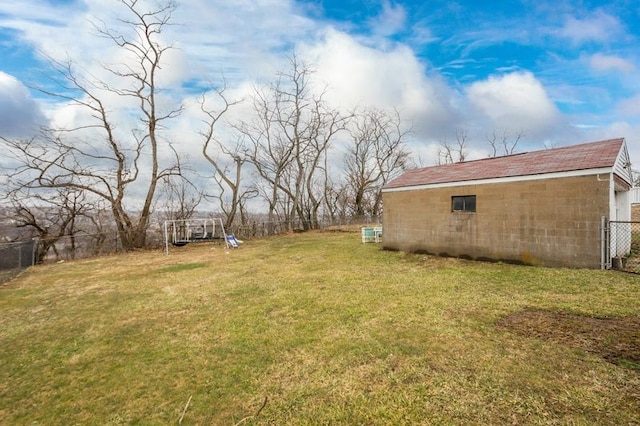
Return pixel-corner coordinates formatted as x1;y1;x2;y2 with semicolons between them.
163;218;237;254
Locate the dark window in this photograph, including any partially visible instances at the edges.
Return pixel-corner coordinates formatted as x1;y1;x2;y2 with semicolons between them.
452;195;476;212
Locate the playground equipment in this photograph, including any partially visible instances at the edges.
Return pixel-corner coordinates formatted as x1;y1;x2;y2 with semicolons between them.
163;218;230;254
361;226;383;243
225;234;241;248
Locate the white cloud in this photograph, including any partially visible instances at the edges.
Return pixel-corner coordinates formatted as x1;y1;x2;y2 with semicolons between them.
303;29;457;135
615;94;640;121
0;1;314;140
1;0;613;170
167;0;318;85
0;0;317;93
0;71;45;137
556;10;622;45
368;1;407;37
0;1;111;65
588;53;635;73
466;71;562;137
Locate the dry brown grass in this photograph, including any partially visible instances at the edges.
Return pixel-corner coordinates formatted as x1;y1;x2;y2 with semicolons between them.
1;231;639;424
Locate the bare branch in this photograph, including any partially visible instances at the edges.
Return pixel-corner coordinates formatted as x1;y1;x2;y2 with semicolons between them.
486;128;524;157
1;0;183;250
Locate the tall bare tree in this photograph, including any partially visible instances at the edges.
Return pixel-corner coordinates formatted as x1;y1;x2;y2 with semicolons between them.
198;89;257;229
344;108;411;217
298;98;349;229
0;0;182;250
236;54;349;230
234;84;293;230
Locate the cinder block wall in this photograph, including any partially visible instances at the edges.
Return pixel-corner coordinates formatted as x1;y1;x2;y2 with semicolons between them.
382;175;610;268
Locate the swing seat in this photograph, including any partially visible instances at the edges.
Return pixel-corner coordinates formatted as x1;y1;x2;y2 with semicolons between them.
191;230;210;240
172;240;190;247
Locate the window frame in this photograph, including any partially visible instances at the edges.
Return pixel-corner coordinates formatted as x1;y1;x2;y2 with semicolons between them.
451;195;476;212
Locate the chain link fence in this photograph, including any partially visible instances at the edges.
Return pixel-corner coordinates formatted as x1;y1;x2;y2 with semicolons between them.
608;221;640;273
6;217;638;274
0;240;35;270
230;216;381;240
0;216;382;275
0;240;35;285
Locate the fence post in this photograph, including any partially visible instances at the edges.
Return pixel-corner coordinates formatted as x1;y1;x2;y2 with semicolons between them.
31;239;35;267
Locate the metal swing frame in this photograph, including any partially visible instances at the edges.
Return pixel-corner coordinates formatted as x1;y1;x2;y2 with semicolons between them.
163;218;229;255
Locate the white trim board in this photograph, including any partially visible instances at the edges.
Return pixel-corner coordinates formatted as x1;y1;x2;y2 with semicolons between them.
382;167;614;193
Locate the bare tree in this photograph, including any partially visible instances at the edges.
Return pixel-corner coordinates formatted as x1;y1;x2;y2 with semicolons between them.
235;54;349;231
157;176;202;222
322;176;350;222
437;128;468;164
298;98;349;229
344;108;411;217
5;186;98;262
235;84;294;231
198;88;257;229
0;0;182;250
486;128;524;157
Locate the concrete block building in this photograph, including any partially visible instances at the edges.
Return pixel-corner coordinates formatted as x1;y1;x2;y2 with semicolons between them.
381;138;633;268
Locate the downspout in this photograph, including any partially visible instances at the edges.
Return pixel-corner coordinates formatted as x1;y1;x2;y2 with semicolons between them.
600;216;606;270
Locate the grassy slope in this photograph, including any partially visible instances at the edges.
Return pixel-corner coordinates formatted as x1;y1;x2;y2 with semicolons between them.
0;231;639;425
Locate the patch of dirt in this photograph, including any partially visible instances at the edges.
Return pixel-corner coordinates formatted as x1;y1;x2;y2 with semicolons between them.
497;309;640;370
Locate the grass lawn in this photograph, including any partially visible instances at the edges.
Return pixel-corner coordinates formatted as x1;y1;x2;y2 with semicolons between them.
1;230;639;424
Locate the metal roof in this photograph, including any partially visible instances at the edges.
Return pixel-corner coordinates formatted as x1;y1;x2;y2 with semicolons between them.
384;138;626;190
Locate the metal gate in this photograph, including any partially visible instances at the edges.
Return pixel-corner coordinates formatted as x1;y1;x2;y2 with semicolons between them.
604;219;640;273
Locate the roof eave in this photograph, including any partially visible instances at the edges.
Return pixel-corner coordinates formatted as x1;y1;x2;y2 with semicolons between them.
382;167;614;193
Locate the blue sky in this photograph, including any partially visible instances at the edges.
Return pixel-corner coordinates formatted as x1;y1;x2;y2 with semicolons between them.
0;0;638;164
315;0;639;115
